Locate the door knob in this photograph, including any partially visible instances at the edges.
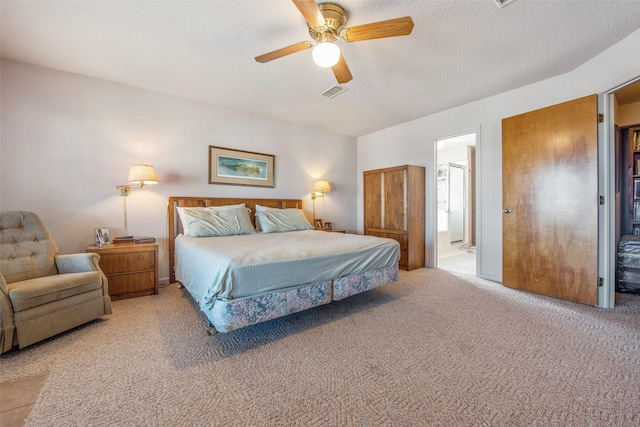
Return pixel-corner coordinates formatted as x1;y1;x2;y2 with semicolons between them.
503;209;512;214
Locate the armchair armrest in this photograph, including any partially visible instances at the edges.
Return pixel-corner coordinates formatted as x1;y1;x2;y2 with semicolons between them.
0;272;7;295
0;274;16;353
55;253;102;274
55;254;111;313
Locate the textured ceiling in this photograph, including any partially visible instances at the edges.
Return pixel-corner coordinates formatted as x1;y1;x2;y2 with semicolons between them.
2;0;640;137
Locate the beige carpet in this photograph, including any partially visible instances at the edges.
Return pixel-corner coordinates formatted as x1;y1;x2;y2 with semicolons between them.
1;268;639;426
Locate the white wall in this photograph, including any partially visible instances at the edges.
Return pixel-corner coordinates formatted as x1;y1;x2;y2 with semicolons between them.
357;29;640;282
1;59;357;283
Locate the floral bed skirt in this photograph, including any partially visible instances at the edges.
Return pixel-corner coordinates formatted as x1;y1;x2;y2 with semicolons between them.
207;264;399;333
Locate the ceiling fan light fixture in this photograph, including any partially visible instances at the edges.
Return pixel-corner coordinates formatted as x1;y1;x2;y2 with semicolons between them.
312;41;340;68
255;1;415;84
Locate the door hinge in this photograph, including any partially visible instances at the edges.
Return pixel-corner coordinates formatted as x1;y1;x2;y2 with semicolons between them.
598;277;604;287
598;113;604;123
599;195;605;205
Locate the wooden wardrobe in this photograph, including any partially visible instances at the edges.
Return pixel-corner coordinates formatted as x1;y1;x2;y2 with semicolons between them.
364;165;425;271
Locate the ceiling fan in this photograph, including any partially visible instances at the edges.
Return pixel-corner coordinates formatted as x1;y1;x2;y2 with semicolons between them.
255;0;414;84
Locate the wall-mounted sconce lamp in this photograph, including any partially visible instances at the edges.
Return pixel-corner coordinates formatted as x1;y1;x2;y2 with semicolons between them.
116;164;159;238
311;179;332;223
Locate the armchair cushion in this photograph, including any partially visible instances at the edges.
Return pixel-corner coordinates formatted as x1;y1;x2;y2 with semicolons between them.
7;271;103;312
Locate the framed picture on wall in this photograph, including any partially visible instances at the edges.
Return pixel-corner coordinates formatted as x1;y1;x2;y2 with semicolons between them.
209;145;275;187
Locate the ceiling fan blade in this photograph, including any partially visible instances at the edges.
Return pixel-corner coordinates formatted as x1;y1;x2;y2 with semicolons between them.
292;0;326;28
332;54;353;84
255;41;313;63
340;16;414;42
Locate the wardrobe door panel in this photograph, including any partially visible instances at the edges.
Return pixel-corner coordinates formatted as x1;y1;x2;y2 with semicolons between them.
384;169;406;231
364;172;382;229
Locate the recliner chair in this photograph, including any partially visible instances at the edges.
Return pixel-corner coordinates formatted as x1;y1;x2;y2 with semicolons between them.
0;210;112;353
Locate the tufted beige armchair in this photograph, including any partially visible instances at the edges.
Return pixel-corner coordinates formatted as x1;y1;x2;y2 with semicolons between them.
0;211;112;353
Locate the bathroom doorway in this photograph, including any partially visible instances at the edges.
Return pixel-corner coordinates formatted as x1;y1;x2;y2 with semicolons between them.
436;132;477;275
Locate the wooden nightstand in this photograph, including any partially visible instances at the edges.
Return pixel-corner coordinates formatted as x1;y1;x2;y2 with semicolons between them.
325;229;346;233
86;242;158;300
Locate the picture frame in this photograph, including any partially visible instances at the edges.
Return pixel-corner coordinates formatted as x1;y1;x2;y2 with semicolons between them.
95;228;111;245
209;145;275;187
315;219;324;230
324;221;332;230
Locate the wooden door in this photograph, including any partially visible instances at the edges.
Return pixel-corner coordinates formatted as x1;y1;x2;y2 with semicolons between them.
502;94;598;305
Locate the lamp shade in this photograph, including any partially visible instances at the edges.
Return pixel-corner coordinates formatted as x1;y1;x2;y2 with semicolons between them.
312;42;340;68
313;180;332;192
128;164;159;187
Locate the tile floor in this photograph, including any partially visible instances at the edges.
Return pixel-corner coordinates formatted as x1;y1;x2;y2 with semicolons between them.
0;372;48;427
438;247;476;276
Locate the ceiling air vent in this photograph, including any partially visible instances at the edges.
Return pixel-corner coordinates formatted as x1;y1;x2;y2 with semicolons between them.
320;85;348;99
494;0;517;8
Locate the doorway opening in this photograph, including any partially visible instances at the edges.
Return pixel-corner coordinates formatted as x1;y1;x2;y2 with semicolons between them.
436;132;476;275
605;77;640;307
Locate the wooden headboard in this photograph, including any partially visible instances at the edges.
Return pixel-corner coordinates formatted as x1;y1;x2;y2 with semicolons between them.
167;196;303;283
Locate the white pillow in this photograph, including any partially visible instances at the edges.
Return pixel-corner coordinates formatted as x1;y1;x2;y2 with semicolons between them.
254;204;280;231
255;204;279;211
186;207;255;237
176;204;246;236
255;208;315;233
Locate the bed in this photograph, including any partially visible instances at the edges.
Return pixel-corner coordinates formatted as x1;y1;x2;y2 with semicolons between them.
168;197;400;333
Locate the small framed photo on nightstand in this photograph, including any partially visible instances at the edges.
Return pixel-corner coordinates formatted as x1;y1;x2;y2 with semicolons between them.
324;222;332;230
315;219;324;230
95;228;111;246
